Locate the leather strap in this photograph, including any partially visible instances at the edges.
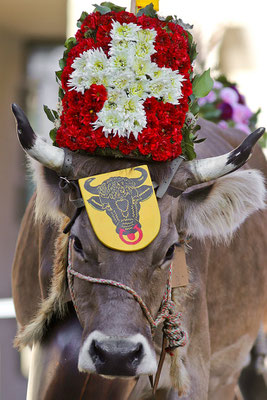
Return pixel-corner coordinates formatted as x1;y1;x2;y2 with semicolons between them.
60;149;73;177
156;157;184;198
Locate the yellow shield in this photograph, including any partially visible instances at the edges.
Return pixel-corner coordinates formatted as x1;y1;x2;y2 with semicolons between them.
79;165;161;251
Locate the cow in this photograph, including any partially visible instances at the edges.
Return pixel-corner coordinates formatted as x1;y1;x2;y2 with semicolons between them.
11;103;267;400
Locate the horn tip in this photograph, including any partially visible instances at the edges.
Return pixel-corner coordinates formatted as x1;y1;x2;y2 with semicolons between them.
11;103;36;150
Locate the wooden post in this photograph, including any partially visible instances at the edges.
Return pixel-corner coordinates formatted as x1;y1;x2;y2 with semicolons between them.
130;0;136;14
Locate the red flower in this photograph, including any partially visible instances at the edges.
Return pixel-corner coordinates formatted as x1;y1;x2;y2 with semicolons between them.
56;10;193;161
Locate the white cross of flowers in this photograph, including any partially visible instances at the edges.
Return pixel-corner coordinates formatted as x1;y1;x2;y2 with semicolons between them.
68;21;185;139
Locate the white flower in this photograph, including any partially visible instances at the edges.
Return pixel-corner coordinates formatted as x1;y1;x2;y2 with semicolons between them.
109;50;133;71
71;51;89;72
120;95;144;115
128;78;149;98
132;58;154;77
68;70;87;93
110;21;140;42
83;48;109;73
123;111;147;139
109;70;134;90
108;39;135;55
137;28;157;43
134;41;156;59
148;78;168;99
93;108;125;137
103;89;127;110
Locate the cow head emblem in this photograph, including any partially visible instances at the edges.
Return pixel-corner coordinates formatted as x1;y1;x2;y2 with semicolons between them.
84;167;152;245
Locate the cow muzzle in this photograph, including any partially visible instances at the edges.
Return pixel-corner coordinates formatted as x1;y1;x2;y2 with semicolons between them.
78;331;157;377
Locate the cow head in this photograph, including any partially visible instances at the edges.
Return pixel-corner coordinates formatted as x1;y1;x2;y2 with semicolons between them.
12;104;266;386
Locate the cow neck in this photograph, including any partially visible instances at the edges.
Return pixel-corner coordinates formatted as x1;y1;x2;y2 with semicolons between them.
66;237;187;394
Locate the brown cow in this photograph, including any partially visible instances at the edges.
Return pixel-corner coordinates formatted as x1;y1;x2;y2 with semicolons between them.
12;103;267;399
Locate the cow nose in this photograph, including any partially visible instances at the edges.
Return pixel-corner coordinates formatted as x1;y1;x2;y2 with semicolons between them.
89;339;144;376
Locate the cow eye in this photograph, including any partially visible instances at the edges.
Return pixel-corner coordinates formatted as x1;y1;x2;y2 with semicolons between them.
73;236;83;255
164;244;176;261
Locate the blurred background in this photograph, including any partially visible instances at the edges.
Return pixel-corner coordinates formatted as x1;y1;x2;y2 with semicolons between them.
0;0;266;398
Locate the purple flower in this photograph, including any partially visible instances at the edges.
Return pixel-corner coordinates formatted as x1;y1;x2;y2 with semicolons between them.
198;90;217;106
230;85;245;104
232;103;253;124
220;87;239;105
218;102;233;120
213;81;223;90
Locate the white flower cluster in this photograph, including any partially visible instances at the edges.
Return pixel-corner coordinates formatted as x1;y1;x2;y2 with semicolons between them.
68;21;185;139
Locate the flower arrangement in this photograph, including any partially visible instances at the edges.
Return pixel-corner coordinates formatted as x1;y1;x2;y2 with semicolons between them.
198;76;260;135
45;3;213;162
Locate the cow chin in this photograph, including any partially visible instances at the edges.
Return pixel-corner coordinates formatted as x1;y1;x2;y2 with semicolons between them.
78;330;157;378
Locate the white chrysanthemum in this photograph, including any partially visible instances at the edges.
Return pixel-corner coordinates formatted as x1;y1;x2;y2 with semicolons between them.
108;39;135;55
137;28;157;43
94;108;125;137
110;21;141;42
134;41;156;59
103;89;127;110
71;51;89;72
109;70;134;90
133;58;154;77
128;78;149;98
123;112;147;139
68;70;88;93
109;50;134;71
83;48;109;73
120;95;144;115
148;78;168;99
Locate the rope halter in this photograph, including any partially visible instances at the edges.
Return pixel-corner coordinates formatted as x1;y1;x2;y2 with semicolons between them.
67;237;187;390
67;238;187;349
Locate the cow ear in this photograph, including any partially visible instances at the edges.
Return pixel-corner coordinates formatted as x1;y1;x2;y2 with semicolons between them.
178;169;265;242
87;196;104;211
136;185;153;202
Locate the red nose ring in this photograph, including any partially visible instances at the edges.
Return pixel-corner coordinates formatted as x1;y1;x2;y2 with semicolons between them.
119;224;143;245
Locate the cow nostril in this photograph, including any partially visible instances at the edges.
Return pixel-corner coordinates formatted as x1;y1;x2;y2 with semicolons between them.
129;343;143;364
91;340;106;363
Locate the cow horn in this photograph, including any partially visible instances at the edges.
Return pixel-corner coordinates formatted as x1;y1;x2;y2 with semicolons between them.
12;103;71;175
132;167;148;187
186;127;265;183
84;178;100;194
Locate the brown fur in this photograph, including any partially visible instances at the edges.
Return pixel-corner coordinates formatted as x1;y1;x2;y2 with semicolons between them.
14;218;70;348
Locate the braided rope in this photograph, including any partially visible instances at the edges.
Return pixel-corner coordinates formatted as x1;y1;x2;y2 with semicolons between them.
67;239;187;351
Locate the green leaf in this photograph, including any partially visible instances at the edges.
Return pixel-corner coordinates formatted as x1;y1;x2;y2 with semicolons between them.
190;99;200;115
52;109;59;120
77;11;88;28
58;87;65;100
64;37;76;50
55;70;62;81
59;57;66;70
181;127;196;160
192;69;214;98
49;128;57;142
44;105;55;122
93;4;111;14
136;3;157;18
100;2;126;12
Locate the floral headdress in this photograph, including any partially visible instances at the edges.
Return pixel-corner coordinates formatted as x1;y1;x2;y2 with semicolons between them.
45;2;213;162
